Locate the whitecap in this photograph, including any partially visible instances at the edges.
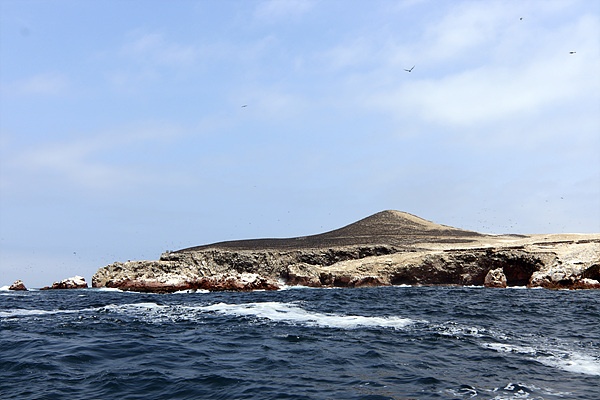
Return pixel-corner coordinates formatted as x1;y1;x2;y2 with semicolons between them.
481;342;537;355
538;351;600;376
195;301;418;329
431;321;491;338
482;342;600;376
277;283;318;290
95;287;124;292
173;289;210;294
0;308;80;318
102;302;166;312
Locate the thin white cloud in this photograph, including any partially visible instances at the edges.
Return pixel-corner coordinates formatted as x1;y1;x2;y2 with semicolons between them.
254;0;314;22
104;68;159;91
230;85;309;122
104;31;200;90
120;31;198;66
5;140;131;192
371;59;593;128
318;37;374;71
2;121;185;194
417;1;517;64
9;72;69;96
360;3;600;131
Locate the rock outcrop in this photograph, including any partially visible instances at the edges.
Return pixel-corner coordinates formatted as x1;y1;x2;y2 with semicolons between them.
92;211;600;293
484;268;507;288
41;275;88;290
9;280;27;291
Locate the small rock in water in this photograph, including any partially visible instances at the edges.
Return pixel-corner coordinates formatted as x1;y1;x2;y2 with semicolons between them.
41;276;88;290
9;280;28;291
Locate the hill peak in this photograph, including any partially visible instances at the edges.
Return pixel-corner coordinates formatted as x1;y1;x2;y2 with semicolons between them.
177;210;481;252
315;210;475;240
352;210;448;230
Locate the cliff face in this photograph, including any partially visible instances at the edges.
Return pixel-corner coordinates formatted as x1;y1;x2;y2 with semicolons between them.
92;211;600;292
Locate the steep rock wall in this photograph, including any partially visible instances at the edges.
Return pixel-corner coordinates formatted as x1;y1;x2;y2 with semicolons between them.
92;240;600;292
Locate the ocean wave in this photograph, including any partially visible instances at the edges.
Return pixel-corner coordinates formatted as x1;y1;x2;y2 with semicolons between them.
481;342;600;376
0;308;81;318
95;287;127;292
445;381;575;400
0;302;168;320
47;300;418;329
102;302;167;312
538;351;600;376
195;301;419;329
430;321;494;338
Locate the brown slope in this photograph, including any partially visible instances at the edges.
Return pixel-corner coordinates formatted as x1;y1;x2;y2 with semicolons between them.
176;210;484;252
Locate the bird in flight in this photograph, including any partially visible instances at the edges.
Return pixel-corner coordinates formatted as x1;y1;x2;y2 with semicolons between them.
404;65;415;72
569;51;576;54
241;105;248;107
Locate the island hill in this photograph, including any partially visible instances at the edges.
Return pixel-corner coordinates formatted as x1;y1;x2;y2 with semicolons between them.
92;210;600;293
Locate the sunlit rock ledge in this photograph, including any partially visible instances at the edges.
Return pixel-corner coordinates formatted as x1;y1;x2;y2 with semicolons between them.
92;211;600;293
40;275;88;290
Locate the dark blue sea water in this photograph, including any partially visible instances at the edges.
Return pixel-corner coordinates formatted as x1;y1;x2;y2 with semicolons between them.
1;286;599;399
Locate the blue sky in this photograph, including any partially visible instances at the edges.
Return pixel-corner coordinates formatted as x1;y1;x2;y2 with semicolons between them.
1;0;599;288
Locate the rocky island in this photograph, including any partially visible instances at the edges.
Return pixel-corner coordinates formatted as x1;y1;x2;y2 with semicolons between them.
92;211;600;293
40;276;88;290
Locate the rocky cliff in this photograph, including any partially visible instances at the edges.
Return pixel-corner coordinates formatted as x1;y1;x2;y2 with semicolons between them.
92;211;600;292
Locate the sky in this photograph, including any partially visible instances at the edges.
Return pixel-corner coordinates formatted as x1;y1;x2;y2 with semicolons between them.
1;0;599;288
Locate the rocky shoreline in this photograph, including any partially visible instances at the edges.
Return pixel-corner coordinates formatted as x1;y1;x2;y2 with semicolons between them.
90;211;600;293
6;276;89;291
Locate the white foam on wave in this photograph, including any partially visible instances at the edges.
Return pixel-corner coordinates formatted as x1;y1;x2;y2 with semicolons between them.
96;287;125;292
99;302;181;322
431;321;495;339
173;289;210;294
0;285;10;291
0;308;81;318
277;283;318;291
482;342;537;355
94;301;418;329
482;342;600;376
196;301;418;329
451;381;575;400
1;302;170;320
539;352;600;376
102;302;167;313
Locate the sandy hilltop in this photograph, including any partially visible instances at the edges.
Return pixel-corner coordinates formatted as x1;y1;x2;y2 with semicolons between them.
92;210;600;293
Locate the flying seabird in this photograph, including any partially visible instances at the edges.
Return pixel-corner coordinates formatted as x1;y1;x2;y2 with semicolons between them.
404;65;415;72
241;105;248;107
569;51;576;54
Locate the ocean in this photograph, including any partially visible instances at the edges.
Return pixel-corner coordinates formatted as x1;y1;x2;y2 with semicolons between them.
1;286;599;399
